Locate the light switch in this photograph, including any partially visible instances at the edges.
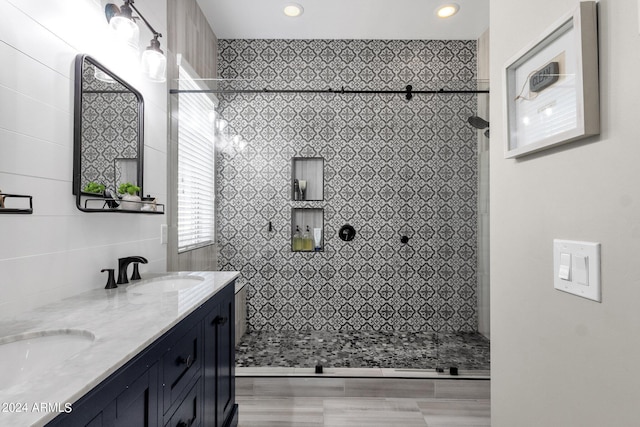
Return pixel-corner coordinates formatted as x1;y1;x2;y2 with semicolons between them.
160;224;168;245
553;239;601;302
573;255;589;285
558;252;571;280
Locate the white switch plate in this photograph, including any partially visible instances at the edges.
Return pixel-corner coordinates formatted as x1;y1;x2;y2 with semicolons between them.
160;224;168;245
553;239;601;302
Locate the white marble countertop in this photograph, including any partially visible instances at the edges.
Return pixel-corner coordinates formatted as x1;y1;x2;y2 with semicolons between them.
0;271;240;426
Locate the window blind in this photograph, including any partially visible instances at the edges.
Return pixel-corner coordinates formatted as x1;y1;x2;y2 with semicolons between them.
177;65;216;252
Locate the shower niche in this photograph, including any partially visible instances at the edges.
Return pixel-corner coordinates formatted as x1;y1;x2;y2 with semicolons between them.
291;157;324;201
291;208;323;252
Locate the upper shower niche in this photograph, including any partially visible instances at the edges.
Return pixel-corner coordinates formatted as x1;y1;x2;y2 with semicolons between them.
292;157;324;201
72;54;162;214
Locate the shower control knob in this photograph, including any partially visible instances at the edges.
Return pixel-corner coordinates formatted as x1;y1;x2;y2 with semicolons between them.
338;224;356;241
400;236;409;244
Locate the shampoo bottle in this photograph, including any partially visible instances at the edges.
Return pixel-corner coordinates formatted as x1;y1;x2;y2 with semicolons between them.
313;228;322;251
293;226;302;251
293;179;300;201
303;226;313;251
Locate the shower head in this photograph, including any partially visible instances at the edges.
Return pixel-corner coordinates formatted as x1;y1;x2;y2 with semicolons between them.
468;116;490;130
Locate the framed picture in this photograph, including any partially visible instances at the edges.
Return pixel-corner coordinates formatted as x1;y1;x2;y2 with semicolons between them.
503;1;599;159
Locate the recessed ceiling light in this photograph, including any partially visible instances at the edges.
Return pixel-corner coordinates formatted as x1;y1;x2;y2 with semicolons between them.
436;3;460;19
283;3;304;17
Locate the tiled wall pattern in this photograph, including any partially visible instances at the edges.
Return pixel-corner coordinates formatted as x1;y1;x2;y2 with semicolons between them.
217;39;478;332
81;65;139;190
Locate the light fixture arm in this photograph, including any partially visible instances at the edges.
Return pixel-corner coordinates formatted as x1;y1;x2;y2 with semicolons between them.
126;0;162;39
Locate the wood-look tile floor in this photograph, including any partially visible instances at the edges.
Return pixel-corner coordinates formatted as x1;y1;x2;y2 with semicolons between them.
237;397;490;427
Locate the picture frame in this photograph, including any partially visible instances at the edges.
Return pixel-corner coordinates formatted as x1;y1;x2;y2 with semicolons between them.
503;1;599;159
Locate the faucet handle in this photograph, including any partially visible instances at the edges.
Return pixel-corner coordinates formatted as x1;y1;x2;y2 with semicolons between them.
131;263;142;281
101;269;117;289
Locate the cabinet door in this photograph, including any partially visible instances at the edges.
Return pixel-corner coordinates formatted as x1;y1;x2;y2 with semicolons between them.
113;365;159;427
204;286;235;427
216;292;235;426
163;323;202;414
165;378;202;427
47;364;158;427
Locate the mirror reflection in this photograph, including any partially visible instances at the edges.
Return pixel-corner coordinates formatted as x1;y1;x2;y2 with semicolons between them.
73;54;145;212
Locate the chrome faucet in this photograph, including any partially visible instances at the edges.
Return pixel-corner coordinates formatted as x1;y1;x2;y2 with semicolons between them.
117;256;148;285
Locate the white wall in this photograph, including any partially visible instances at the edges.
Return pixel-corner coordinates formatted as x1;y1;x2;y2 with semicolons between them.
0;0;167;316
491;0;640;425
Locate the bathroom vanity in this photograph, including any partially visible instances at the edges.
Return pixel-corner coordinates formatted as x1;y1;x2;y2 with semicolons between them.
0;271;239;427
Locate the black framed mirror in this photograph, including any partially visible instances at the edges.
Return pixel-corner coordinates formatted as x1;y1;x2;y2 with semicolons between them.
73;54;151;213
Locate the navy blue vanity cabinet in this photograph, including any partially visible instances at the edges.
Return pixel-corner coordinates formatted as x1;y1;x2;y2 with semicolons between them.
165;378;203;427
162;322;203;417
47;280;237;427
46;357;160;427
204;283;237;427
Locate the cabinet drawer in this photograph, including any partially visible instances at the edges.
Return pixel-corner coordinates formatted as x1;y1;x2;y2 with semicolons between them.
163;323;202;413
165;378;202;427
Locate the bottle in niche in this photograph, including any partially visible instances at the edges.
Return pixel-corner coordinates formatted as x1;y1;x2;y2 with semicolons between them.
293;225;302;251
293;179;300;201
303;225;313;251
299;180;307;200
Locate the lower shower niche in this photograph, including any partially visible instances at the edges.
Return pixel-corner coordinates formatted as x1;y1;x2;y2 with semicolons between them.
291;208;323;252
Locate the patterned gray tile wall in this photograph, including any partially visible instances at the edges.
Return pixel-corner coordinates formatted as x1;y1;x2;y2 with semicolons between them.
80;65;139;191
217;39;478;332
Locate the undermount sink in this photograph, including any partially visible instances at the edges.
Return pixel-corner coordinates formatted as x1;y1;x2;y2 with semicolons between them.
0;329;95;390
126;276;205;294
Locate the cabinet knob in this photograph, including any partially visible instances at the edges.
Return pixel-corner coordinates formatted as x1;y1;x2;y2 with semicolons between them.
212;316;228;326
177;415;196;427
176;354;194;368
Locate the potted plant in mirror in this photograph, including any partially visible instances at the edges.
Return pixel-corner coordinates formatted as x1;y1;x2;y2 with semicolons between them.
118;182;141;211
83;182;106;195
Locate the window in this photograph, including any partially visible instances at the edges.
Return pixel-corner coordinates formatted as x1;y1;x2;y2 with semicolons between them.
177;63;216;252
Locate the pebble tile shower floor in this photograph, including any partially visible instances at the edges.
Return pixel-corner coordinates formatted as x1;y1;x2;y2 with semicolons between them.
236;330;490;371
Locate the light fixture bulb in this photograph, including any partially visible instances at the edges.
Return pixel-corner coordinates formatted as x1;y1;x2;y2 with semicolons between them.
283;3;304;17
436;4;460;18
109;6;140;51
94;68;115;83
141;36;166;82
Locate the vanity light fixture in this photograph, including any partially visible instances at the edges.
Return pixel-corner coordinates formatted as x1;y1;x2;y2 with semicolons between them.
105;0;166;82
436;3;460;19
141;34;166;83
283;3;304;17
105;2;139;50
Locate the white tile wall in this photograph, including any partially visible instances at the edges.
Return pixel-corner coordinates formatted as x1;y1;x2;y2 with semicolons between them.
0;0;168;316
